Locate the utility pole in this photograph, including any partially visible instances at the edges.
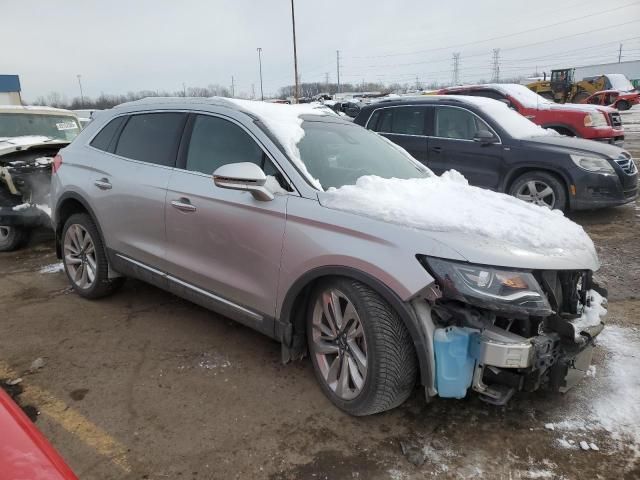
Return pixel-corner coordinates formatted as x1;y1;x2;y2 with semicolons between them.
618;43;623;63
231;76;235;97
182;82;186;97
325;72;329;90
336;50;341;94
251;83;256;99
257;47;264;101
452;52;460;86
491;49;501;83
290;0;300;102
76;74;84;108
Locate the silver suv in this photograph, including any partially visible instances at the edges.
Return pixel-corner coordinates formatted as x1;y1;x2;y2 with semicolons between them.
51;97;606;415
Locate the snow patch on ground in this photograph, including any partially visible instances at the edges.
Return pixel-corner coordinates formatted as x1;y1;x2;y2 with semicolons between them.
571;290;607;339
39;263;64;274
227;98;328;189
321;171;595;254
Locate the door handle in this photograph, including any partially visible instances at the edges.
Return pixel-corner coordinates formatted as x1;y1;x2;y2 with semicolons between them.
431;146;443;153
94;178;112;190
171;198;196;212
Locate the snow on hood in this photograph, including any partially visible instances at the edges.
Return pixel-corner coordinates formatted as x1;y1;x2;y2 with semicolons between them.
227;98;329;189
320;170;596;257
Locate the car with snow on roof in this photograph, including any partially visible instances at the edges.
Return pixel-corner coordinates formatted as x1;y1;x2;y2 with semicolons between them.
353;95;637;211
0;105;81;251
51;97;607;414
436;83;624;145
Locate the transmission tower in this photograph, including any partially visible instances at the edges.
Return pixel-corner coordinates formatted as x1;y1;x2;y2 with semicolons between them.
452;53;460;85
491;49;501;83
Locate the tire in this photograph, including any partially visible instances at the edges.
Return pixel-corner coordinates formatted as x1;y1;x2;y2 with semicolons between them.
62;213;124;299
509;171;567;211
0;226;29;252
616;100;630;111
307;278;417;416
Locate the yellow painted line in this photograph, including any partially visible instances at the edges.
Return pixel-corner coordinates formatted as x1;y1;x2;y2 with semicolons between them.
0;361;131;473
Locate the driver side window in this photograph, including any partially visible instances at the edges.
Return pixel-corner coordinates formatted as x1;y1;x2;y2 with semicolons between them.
434;107;491;140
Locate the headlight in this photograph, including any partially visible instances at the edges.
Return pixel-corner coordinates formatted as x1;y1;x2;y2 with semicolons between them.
583;113;608;127
419;257;552;316
570;154;615;174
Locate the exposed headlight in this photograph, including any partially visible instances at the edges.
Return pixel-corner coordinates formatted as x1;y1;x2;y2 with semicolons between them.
419;257;552;316
570;154;615;174
583;113;608;127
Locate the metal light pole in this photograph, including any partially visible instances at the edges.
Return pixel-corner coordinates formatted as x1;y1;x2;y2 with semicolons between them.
77;74;85;108
290;0;300;102
257;47;264;101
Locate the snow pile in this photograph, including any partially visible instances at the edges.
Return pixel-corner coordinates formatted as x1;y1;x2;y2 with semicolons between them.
571;290;607;339
227;98;329;189
321;170;595;254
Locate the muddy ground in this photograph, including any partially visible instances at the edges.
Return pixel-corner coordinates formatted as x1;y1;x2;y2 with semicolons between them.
1;108;639;479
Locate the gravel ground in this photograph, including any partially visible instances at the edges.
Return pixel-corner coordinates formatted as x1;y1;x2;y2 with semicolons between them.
0;109;639;479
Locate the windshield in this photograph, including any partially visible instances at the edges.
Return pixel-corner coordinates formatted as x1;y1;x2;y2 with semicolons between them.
0;113;81;141
607;74;635;92
297;121;430;190
479;100;553;139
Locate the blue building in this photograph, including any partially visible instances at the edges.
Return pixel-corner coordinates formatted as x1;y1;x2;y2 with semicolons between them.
0;75;22;105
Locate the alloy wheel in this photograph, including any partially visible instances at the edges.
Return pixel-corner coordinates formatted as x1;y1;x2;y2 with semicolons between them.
516;180;556;208
310;288;368;401
63;224;97;289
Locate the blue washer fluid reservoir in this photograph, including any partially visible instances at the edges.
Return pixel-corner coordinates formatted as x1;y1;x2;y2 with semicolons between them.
434;326;480;398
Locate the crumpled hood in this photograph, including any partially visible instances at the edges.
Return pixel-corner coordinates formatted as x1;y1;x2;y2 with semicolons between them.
319;171;599;271
0;136;68;157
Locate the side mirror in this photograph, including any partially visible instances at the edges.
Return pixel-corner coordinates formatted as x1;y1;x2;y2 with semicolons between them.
213;162;274;201
473;130;498;145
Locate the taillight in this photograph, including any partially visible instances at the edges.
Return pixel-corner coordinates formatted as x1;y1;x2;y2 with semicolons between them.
52;154;63;173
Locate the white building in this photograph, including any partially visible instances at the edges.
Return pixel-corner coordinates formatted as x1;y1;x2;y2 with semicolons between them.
0;75;22;105
574;60;640;86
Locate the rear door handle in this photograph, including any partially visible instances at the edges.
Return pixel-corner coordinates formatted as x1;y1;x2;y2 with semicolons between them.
431;146;443;153
171;198;196;213
94;178;112;190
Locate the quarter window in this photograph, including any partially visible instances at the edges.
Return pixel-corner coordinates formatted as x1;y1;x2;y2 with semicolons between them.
434;107;492;140
114;113;186;166
90;116;126;152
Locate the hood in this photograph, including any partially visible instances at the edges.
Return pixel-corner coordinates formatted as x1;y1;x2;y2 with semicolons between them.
541;102;616;114
319;171;599;271
519;134;626;158
0;136;69;157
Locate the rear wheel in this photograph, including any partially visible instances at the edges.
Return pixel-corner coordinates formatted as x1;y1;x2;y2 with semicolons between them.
0;226;29;252
616;100;631;111
509;171;567;210
62;213;124;298
307;278;417;416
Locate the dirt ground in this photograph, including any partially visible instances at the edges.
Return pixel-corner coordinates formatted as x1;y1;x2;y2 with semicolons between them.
1;108;639;480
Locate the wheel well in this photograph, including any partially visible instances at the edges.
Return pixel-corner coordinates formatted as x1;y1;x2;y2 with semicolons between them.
54;198;89;258
506;168;570;206
545;125;575;136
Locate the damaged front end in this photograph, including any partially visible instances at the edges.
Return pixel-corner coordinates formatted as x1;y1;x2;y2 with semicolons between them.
415;256;607;405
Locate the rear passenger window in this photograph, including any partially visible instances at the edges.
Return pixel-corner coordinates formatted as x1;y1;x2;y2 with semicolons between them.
373;107;426;136
90;116;125;152
185;115;264;174
115;113;186;166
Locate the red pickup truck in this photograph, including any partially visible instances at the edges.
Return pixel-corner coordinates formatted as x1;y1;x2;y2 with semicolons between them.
437;84;624;145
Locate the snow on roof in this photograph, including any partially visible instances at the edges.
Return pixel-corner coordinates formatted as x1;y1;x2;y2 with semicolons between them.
227;98;331;189
321;170;595;254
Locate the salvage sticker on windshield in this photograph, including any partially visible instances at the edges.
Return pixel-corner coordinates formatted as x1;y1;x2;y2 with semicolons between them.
56;121;78;131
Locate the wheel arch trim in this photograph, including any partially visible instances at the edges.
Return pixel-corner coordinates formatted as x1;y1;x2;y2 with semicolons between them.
54;192;105;259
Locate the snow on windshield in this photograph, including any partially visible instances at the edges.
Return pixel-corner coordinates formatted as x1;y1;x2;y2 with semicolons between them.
607;74;634;92
227;98;328;189
321;170;595;254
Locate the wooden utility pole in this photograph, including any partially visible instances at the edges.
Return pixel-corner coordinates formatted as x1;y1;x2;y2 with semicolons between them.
290;0;300;102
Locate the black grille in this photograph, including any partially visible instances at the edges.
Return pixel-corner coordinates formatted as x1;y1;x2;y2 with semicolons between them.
614;154;638;175
609;112;622;128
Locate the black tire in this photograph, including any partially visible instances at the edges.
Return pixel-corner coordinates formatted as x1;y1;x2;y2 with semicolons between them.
616;100;630;111
62;213;124;299
0;226;29;252
509;171;567;211
307;278;417;416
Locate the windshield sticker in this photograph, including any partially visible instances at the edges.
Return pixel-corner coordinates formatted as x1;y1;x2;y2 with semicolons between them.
56;121;79;131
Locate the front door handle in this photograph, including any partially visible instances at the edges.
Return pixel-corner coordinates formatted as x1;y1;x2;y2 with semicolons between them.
171;198;196;213
431;146;443;154
94;178;112;190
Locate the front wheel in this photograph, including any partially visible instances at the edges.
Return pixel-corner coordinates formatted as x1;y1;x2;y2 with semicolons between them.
509;171;567;210
307;278;417;416
0;226;29;252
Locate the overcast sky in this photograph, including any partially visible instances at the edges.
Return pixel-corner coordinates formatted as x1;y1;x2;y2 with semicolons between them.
3;0;640;102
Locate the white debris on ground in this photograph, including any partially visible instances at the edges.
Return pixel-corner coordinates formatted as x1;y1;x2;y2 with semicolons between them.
525;468;555;479
39;263;64;274
177;352;232;372
321;170;595;254
227;98;327;189
571;290;607;340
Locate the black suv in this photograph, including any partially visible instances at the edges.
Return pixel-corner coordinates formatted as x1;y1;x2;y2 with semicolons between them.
354;96;637;210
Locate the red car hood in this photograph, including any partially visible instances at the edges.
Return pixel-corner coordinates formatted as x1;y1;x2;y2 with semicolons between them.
0;388;78;480
539;102;617;115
